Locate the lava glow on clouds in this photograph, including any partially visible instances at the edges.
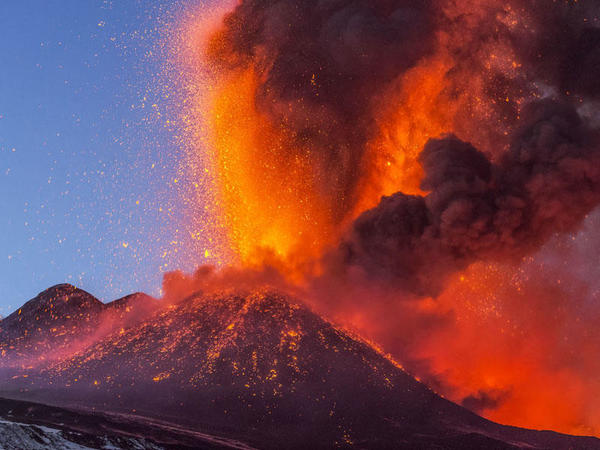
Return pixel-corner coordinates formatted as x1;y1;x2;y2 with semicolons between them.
168;0;600;437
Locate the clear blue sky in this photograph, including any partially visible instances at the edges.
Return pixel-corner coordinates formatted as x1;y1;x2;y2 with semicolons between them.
0;0;216;313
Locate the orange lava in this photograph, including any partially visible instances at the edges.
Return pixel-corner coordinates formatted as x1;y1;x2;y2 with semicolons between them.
207;67;336;270
198;10;518;269
202;56;486;273
353;55;457;215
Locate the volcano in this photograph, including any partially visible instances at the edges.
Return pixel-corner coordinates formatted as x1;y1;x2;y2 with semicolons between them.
0;286;597;449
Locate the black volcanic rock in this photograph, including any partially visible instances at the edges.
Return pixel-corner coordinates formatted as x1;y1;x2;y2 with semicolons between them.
2;289;599;449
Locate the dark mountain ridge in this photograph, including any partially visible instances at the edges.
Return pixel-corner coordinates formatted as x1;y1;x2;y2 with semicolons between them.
0;285;598;449
0;284;157;367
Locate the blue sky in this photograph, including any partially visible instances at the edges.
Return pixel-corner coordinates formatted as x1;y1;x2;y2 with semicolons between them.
0;1;216;312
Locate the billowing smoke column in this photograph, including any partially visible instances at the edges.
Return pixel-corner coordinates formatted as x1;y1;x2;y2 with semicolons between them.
335;100;600;297
208;0;435;217
195;0;600;436
205;0;600;266
205;0;600;289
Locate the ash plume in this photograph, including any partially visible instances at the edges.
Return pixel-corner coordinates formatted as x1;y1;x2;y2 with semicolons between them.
331;99;600;297
510;0;600;101
206;0;600;235
207;0;437;218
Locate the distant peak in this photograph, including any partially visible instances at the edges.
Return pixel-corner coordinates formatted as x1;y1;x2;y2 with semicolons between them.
107;292;155;308
5;284;104;322
37;284;98;303
40;283;80;296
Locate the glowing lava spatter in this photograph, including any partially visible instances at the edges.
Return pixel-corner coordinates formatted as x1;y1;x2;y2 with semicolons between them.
208;68;336;267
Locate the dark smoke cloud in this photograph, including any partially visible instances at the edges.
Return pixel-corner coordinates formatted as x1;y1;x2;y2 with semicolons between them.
207;0;600;296
208;0;437;217
331;100;600;297
208;0;600;223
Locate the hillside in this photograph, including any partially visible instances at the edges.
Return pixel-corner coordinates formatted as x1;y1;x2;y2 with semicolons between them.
0;285;157;368
1;288;598;449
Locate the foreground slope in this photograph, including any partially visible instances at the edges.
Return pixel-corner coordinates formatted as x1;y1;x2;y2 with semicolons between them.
1;288;599;449
0;396;253;449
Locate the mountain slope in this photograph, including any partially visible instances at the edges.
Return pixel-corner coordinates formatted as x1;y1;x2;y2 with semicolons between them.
0;284;104;366
0;285;157;368
2;289;598;449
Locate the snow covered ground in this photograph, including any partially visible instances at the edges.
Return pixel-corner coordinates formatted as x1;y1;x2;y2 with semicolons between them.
0;419;162;450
